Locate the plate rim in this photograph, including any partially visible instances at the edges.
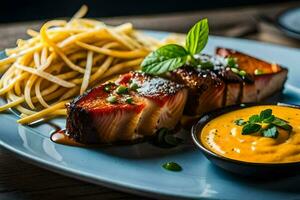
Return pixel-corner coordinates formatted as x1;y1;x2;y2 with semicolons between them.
0;138;185;200
276;7;300;39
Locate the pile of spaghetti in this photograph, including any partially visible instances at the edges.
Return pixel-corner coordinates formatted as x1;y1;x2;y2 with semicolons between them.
0;5;163;124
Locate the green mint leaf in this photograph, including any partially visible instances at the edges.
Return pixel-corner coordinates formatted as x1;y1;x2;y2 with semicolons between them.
242;123;261;135
262;115;275;123
236;108;293;139
249;115;261;123
141;44;189;75
261;126;279;138
260;109;272;120
272;117;293;132
162;162;182;172
234;119;246;126
186;19;209;55
272;117;287;126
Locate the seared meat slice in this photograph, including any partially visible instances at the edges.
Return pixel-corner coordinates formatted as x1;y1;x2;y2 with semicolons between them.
171;67;225;115
171;49;287;116
216;67;256;105
216;48;279;74
225;83;241;106
216;47;288;101
254;71;288;101
241;82;257;103
216;67;244;106
66;72;187;144
66;84;145;143
121;73;188;136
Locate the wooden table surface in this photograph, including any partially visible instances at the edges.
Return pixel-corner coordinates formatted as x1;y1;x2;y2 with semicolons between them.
1;2;300;200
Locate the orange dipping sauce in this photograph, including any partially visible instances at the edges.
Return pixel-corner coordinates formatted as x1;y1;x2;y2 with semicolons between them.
200;105;300;163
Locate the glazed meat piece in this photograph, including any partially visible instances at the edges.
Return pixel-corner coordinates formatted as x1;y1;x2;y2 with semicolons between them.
171;67;225;115
216;48;288;101
215;67;255;106
171;50;288;116
66;72;187;144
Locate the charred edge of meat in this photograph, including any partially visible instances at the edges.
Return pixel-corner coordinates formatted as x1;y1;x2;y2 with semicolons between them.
66;72;187;144
170;66;223;91
131;71;185;97
170;48;288;116
215;47;288;75
170;67;225;115
66;83;114;143
66;102;100;144
216;46;288;99
212;47;288;98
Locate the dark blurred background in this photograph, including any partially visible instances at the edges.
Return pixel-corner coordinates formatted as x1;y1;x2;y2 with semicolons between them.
0;0;299;23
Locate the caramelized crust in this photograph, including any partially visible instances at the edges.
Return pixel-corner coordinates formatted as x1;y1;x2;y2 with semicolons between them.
66;72;187;144
216;47;282;74
170;48;288;116
171;67;225;115
216;47;288;101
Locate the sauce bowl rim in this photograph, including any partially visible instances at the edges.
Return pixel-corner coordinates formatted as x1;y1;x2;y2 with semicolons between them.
191;102;300;166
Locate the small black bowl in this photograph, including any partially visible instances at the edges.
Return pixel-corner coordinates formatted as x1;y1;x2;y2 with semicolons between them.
191;102;300;177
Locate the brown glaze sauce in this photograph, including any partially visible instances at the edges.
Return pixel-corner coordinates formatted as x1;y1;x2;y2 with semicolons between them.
50;129;85;147
50;128;183;147
50;129;136;147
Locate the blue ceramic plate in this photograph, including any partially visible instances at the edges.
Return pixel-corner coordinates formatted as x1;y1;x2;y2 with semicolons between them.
277;7;300;40
1;32;300;200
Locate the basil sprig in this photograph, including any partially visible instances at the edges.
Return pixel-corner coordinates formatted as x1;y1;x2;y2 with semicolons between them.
141;19;209;75
141;44;189;75
153;128;184;148
186;18;209;55
234;109;293;138
162;162;182;172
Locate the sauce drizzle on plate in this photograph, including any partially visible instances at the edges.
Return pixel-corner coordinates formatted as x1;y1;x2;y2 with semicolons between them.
51;129;84;147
